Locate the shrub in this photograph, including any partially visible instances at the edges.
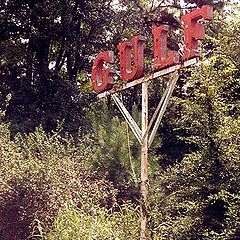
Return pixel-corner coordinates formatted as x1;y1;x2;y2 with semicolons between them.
47;202;140;240
0;124;116;240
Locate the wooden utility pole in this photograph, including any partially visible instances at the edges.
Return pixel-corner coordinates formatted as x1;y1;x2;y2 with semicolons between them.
140;81;148;240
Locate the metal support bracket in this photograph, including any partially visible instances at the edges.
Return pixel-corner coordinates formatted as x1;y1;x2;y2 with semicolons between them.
112;93;142;144
148;71;179;147
141;73;174;143
112;71;179;147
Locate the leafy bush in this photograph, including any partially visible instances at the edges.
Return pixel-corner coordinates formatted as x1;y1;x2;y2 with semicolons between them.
47;202;140;240
0;124;116;240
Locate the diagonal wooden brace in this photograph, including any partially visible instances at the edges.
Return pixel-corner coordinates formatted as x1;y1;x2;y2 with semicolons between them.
112;93;143;144
148;71;179;147
141;76;174;143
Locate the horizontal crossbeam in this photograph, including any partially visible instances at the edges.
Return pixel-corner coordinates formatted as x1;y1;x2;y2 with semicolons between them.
97;58;197;98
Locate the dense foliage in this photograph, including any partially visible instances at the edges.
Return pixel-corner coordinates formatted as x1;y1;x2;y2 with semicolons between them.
0;0;239;239
0;122;117;239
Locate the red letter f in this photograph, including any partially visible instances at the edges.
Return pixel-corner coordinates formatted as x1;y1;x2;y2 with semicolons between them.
181;5;213;60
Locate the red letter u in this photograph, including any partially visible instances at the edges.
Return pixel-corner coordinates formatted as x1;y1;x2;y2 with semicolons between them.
118;36;144;81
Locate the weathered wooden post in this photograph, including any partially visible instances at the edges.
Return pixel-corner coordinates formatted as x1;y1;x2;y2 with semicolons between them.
140;81;148;239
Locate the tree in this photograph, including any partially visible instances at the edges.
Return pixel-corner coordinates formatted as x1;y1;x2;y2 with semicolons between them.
0;0;225;136
148;4;240;239
0;0;115;135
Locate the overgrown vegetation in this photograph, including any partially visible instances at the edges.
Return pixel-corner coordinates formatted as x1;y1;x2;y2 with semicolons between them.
47;203;139;240
0;123;116;239
0;0;239;239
